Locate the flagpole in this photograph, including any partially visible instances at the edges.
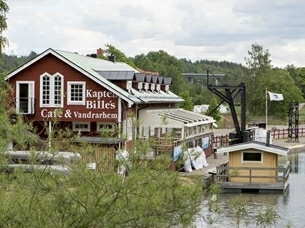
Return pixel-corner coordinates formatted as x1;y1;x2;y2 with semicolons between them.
266;89;268;130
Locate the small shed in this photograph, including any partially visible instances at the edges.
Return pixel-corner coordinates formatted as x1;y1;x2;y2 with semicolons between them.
215;141;290;193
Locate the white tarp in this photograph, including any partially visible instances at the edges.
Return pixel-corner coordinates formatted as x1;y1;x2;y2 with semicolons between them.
183;146;209;172
193;104;229;114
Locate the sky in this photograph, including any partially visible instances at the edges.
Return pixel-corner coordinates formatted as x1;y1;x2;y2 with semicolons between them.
3;0;305;68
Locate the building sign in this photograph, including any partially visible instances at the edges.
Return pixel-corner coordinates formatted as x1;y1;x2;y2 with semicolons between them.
40;89;118;120
40;109;118;119
85;90;116;109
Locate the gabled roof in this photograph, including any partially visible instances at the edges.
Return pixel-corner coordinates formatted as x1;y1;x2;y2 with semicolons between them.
216;141;289;156
5;48;141;105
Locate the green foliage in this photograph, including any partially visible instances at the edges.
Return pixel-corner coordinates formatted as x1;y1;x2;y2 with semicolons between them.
179;90;193;111
101;44;138;69
255;68;303;118
245;43;272;70
132;50;188;95
0;52;37;75
204;183;222;225
205;98;222;122
255;207;281;227
180;58;243;74
287;66;305;98
0;157;203;227
231;196;249;227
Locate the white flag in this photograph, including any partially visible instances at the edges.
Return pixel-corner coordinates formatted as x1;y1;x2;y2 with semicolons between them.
268;91;284;101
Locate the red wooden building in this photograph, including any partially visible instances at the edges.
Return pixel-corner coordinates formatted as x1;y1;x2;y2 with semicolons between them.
5;48;215;170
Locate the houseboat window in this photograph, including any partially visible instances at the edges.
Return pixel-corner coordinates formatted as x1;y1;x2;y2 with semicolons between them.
73;122;90;132
40;73;63;107
242;152;262;163
16;81;35;114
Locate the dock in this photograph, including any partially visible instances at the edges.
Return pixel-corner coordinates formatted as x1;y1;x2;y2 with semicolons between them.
179;127;305;194
201;133;305;194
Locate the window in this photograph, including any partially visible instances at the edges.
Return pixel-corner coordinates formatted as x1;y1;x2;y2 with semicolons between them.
67;82;86;105
16;81;35;114
97;123;115;132
242;151;263;163
97;123;117;137
40;73;63;107
73;122;90;132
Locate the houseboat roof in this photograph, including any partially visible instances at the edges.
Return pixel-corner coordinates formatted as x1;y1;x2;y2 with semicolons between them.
216;141;289;156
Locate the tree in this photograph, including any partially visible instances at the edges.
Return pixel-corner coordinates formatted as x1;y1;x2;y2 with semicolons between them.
0;0;9;54
244;44;273;115
287;65;305;99
205;98;222;123
245;43;272;70
179;90;193;111
0;52;37;75
101;44;138;69
133;50;188;95
255;68;303;118
0;127;204;227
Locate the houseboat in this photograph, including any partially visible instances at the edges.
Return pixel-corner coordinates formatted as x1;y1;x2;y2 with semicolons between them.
5;48;216;171
215;140;290;194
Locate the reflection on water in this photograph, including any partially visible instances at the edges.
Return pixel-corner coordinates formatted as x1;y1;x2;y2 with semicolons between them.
289;153;299;173
195;152;305;227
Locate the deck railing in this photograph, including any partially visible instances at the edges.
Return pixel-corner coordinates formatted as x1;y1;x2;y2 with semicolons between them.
213;128;305;148
215;161;290;185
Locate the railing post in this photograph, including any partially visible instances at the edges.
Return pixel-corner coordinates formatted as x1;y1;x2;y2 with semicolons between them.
249;169;252;183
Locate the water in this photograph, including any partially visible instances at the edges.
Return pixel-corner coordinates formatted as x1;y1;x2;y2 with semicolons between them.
194;152;305;228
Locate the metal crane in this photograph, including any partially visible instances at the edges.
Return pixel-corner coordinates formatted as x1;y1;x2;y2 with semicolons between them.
207;70;251;144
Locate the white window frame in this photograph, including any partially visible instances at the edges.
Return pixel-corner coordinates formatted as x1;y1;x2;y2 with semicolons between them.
40;72;64;107
72;122;90;132
241;151;263;164
16;81;35;114
67;81;86;105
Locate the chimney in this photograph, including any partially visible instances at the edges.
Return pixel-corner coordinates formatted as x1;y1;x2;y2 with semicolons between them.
97;48;103;58
108;54;115;62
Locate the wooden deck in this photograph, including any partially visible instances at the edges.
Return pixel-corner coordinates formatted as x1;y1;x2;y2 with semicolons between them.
217;181;289;194
214;161;290;194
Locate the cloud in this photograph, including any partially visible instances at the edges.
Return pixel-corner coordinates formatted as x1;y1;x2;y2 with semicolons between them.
3;0;305;67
